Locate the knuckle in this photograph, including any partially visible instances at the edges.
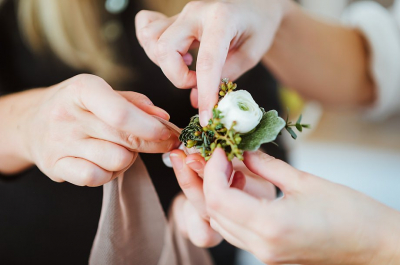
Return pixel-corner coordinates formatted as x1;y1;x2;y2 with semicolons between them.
135;10;149;23
112;149;133;170
124;134;143;150
139;26;153;44
109;108;130;129
210;2;231;16
182;1;203;13
69;74;108;94
80;166;98;187
49;104;75;123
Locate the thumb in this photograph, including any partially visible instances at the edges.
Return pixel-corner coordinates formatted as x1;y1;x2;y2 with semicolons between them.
243;151;301;194
204;148;233;195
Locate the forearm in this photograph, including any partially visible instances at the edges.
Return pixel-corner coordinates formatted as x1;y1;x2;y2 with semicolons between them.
264;2;375;107
0;89;47;174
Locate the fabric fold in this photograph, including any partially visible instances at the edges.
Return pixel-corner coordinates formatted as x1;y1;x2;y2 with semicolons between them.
89;155;212;265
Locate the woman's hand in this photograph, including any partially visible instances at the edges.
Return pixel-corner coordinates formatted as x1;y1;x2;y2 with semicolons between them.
169;149;276;247
135;0;293;125
19;74;178;186
201;149;400;265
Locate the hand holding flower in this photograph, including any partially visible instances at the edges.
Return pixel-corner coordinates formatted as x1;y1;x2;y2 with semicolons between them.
200;149;400;265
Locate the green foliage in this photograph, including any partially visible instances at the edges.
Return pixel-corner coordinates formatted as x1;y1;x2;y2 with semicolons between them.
239;110;286;151
179;79;310;161
284;111;311;140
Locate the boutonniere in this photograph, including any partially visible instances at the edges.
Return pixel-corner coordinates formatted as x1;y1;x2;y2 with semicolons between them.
179;79;310;161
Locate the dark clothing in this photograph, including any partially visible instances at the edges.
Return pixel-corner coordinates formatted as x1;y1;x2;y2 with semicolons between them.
0;1;286;264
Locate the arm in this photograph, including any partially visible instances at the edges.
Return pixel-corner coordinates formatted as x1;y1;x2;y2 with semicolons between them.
0;89;44;174
263;3;375;107
0;74;177;186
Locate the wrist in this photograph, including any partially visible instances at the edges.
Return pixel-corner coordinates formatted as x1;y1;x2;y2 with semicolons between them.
21;87;53;163
2;87;51;174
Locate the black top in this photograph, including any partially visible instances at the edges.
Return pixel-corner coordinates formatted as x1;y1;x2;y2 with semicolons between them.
0;1;286;264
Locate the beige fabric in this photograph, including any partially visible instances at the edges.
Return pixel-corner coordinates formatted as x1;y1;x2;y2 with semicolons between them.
89;154;213;265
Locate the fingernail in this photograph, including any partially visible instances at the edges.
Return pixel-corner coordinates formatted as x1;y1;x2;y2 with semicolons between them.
160;128;171;141
200;110;211;127
170;153;183;170
186;160;203;172
183;53;193;66
155;107;170;120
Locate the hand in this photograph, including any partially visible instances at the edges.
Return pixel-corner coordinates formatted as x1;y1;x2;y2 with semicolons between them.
22;74;178;186
135;0;293;125
169;149;276;247
202;149;400;265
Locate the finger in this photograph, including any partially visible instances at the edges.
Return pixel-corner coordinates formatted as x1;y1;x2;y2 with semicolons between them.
135;10;167;37
204;149;263;228
244;151;301;194
70;74;171;141
72;138;134;172
117;91;170;120
156;18;197;89
172;193;189;239
184;200;223;248
185;153;205;178
170;150;208;219
79;110;179;153
190;88;198;109
52;157;113;187
137;15;177;65
196;15;236;126
220;40;261;82
183;53;193;66
209;218;247;251
209;214;263;254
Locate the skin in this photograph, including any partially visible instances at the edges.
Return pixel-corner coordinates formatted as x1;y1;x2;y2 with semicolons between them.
135;0;374;126
136;0;395;263
172;149;400;265
0;74;180;186
170;149;276;247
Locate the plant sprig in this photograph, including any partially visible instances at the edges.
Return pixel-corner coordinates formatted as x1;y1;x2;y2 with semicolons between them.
179;79;310;161
284;112;311;140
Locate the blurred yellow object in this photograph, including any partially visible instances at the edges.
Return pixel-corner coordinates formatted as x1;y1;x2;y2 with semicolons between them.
279;86;305;117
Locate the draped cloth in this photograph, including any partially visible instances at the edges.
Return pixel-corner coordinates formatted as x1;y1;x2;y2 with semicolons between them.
89;153;213;265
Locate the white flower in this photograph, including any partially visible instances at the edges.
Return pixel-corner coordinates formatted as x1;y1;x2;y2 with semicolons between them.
217;90;263;134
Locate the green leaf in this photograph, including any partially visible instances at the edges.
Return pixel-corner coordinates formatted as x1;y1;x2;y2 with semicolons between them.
286;127;297;140
296;114;302;124
239;110;286;151
295;123;303;132
302;124;311;129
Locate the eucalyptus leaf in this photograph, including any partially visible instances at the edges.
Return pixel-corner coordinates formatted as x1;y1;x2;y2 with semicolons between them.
286;127;297;140
239;110;286;151
297;114;302;124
